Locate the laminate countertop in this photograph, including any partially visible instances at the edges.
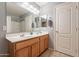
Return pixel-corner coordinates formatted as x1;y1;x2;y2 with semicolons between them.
6;31;48;43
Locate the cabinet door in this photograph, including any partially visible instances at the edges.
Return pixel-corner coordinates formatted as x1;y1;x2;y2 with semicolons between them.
32;42;39;57
40;37;45;54
44;36;48;49
40;35;48;54
15;47;31;57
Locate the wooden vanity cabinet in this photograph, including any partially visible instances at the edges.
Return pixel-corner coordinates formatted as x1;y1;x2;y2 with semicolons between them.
8;34;48;57
32;42;39;57
15;47;31;57
40;35;48;54
39;37;45;54
44;35;48;49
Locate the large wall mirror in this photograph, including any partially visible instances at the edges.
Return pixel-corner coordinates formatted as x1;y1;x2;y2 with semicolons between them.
6;2;48;34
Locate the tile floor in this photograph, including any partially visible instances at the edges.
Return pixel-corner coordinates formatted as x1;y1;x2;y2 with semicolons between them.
40;49;71;57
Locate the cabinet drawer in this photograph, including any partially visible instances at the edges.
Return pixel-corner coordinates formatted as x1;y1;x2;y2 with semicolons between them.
15;37;39;50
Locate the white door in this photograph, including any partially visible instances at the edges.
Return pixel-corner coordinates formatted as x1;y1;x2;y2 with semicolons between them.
55;3;78;56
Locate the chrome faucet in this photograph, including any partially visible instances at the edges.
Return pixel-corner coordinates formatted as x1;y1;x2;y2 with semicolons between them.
30;32;33;35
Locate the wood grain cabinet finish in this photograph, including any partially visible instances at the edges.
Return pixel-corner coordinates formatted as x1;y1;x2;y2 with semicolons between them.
39;37;45;54
8;34;48;57
15;47;31;57
32;42;39;57
44;35;48;49
40;35;48;54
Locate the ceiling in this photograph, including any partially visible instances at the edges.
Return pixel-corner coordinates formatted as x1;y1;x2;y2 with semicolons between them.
35;2;48;7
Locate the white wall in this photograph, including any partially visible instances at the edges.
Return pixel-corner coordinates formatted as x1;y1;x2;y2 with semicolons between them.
40;2;63;49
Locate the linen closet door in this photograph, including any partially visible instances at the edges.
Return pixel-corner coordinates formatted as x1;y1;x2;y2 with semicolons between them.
55;3;78;56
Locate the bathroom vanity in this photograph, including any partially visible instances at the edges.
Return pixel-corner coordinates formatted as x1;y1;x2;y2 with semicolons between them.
6;3;49;57
7;32;48;57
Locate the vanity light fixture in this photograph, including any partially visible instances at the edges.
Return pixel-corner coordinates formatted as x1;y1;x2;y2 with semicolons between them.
20;2;40;15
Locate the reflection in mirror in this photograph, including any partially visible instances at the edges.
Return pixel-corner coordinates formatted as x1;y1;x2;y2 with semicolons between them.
6;2;40;34
35;17;40;28
40;15;47;27
41;17;47;27
48;17;53;28
7;16;25;33
6;2;48;34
